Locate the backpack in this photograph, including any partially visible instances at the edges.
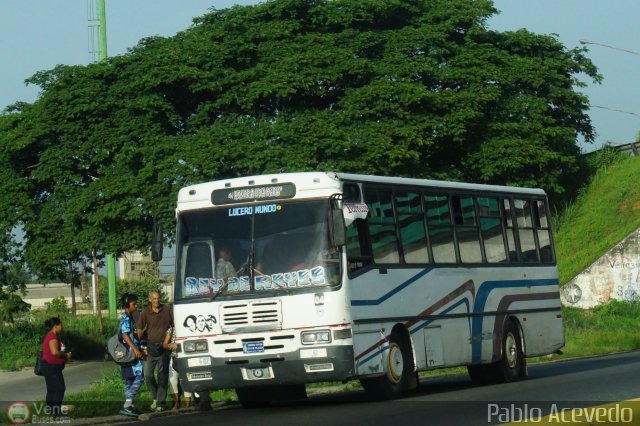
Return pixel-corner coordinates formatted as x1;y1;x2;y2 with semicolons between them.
107;333;137;365
107;316;138;366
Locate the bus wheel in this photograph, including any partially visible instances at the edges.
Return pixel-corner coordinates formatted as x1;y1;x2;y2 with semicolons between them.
498;320;524;382
360;331;407;399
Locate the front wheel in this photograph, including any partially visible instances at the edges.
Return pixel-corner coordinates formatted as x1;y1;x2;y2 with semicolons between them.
360;331;411;399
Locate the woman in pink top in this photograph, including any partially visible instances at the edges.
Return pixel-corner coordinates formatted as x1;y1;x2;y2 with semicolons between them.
41;317;71;416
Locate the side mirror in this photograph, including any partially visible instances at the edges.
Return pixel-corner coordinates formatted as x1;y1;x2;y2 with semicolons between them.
329;202;346;247
151;220;163;262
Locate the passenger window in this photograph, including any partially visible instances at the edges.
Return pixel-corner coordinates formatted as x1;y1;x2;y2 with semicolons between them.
503;199;518;262
514;199;538;263
364;188;400;264
346;219;372;273
453;196;481;263
535;200;554;262
395;191;429;264
424;193;456;263
478;197;507;263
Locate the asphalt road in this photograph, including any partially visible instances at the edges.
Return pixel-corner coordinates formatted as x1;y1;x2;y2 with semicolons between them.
3;352;639;425
134;351;640;426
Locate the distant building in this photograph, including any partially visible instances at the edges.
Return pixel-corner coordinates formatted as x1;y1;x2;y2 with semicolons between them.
118;251;158;280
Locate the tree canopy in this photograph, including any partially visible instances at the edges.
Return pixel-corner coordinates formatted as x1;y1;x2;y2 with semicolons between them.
0;0;600;277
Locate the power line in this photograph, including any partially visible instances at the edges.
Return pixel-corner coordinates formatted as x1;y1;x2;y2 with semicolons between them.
590;104;640;118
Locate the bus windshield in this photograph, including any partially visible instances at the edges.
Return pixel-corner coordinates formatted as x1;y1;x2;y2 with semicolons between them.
175;199;341;300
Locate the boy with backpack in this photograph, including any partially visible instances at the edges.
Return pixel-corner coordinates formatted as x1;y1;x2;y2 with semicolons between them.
118;293;145;417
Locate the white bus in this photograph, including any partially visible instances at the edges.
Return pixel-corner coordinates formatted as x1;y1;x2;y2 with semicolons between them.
156;172;564;404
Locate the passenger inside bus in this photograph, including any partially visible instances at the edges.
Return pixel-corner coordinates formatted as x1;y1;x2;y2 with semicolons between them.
215;246;236;280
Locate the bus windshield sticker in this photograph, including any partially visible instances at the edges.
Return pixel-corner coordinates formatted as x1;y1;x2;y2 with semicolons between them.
184;267;327;296
228;204;282;217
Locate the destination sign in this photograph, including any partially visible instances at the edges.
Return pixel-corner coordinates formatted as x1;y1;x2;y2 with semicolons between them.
211;183;296;205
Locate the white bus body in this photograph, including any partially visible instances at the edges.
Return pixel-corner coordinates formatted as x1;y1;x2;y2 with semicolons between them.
171;172;563;402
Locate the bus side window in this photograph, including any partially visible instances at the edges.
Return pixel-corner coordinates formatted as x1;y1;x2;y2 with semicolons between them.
425;193;456;263
452;195;482;263
395;191;429;264
514;199;538;263
478;196;507;263
503;198;519;262
364;188;400;264
346;218;372;273
535;200;554;262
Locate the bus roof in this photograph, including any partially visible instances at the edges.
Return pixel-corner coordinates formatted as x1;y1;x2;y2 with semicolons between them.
335;173;547;196
177;171;547;210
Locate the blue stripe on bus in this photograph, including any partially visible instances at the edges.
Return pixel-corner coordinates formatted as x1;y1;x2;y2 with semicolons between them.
350;268;433;306
357;298;471;367
470;278;559;362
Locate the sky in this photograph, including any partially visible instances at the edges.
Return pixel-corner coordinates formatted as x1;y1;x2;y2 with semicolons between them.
1;0;639;155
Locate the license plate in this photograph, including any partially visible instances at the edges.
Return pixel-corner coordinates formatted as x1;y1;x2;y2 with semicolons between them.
187;356;211;367
243;341;264;354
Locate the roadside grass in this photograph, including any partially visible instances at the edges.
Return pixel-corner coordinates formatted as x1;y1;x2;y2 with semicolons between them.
0;312;117;371
0;368;239;423
61;368;237;418
528;301;640;363
554;155;640;284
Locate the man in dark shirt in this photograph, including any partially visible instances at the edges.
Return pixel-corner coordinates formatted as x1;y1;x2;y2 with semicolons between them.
137;289;173;411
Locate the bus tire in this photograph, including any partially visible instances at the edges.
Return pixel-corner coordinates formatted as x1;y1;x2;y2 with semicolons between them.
497;320;525;382
360;331;408;399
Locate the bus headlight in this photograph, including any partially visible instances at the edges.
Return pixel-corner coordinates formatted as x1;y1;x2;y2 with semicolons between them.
183;340;208;353
301;330;331;345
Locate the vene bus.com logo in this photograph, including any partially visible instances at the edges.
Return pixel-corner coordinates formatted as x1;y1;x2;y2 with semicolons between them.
7;402;30;424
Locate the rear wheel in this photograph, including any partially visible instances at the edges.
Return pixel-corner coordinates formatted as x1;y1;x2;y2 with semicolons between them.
497;320;525;382
467;320;526;384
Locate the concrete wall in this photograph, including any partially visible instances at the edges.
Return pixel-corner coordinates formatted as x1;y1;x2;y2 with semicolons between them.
23;283;72;309
23;281;174;309
561;229;640;308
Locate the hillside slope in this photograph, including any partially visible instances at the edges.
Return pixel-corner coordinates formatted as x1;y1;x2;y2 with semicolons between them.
555;155;640;284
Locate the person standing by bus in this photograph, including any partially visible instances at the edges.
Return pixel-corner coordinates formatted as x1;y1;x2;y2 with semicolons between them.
163;326;194;409
119;293;144;417
41;317;71;417
137;289;173;411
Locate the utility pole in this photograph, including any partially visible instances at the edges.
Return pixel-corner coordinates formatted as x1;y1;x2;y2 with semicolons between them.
88;0;117;324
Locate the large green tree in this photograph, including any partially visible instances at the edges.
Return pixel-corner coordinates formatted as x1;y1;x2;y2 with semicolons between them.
0;0;599;274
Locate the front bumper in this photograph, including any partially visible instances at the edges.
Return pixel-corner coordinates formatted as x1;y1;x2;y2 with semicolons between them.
177;345;355;392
